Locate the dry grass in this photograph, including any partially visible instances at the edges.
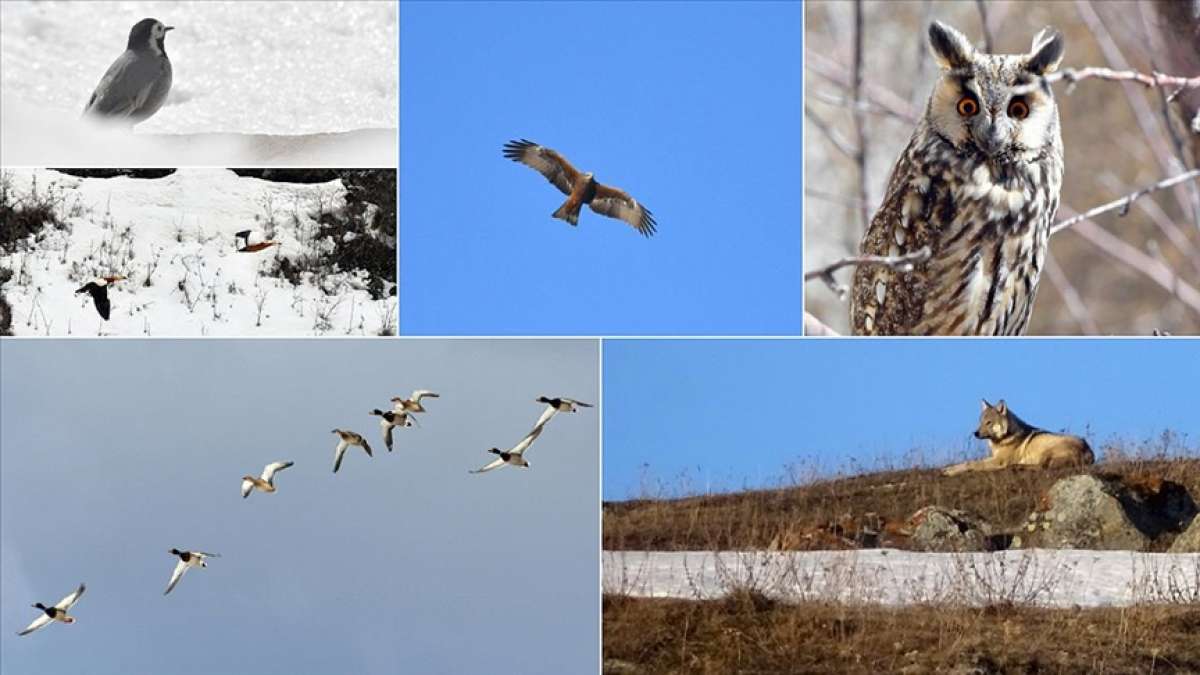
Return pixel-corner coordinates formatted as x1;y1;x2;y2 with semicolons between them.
603;593;1200;674
604;451;1200;552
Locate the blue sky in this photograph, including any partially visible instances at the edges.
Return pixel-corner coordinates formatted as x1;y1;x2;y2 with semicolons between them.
1;339;598;675
400;1;802;335
602;339;1200;500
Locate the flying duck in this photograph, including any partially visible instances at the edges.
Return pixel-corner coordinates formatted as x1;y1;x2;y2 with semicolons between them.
331;429;373;473
470;423;546;474
369;409;413;452
234;229;280;253
164;549;218;595
17;583;86;636
391;390;439;414
241;460;294;498
75;275;127;320
534;396;594;429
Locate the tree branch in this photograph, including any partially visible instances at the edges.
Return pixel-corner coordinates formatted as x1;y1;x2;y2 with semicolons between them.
1012;66;1200;98
804;247;932;300
1050;169;1200;236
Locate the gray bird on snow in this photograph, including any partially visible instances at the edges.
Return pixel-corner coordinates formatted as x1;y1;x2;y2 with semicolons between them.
83;18;174;125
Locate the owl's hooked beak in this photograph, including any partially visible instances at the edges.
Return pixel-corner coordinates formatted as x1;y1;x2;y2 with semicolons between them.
973;117;1013;158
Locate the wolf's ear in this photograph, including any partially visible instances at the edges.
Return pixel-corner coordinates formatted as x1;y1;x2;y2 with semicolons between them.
997;400;1007;414
980;398;992;410
929;21;976;70
1025;27;1064;75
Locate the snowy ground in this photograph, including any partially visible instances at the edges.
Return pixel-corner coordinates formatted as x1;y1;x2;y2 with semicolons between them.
0;1;397;166
1;168;397;337
604;550;1200;608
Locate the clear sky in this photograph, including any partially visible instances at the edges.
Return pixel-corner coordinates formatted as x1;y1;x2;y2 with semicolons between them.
399;1;802;335
602;339;1200;500
1;339;598;675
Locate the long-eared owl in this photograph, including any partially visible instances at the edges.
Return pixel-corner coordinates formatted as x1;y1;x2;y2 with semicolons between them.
850;21;1065;336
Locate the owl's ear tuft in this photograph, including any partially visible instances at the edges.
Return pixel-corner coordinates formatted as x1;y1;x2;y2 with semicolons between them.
1026;27;1065;75
928;21;975;70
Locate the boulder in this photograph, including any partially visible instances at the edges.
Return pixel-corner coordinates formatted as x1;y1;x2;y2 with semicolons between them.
1169;514;1200;553
1019;474;1198;550
909;506;991;552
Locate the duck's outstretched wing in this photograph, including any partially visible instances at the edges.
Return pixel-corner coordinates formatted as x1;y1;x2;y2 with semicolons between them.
164;560;189;595
469;456;506;474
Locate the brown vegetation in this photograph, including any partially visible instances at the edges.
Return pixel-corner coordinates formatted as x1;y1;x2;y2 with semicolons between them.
604;453;1200;552
603;592;1200;674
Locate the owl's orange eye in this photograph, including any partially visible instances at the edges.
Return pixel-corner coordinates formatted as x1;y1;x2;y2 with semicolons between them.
1008;99;1030;119
956;96;979;117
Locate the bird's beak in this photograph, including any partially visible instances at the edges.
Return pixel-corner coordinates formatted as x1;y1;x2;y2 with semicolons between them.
165;26;175;32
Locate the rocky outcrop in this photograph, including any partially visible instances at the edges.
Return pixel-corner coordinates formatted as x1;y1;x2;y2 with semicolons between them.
1170;514;1200;553
1020;474;1197;551
908;506;992;552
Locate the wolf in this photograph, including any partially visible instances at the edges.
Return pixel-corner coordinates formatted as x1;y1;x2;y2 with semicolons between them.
943;399;1094;476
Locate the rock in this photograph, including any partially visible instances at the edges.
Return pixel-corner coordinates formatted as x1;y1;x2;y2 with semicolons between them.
909;506;992;552
1019;474;1196;550
1170;514;1200;552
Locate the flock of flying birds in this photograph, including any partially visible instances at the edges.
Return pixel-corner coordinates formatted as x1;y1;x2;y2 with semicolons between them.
16;391;592;636
72;229;280;321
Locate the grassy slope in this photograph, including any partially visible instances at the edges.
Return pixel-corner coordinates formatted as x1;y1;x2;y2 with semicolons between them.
604;457;1200;552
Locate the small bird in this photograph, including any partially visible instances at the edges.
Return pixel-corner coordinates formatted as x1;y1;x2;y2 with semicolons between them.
369;409;413;452
75;274;127;320
391;390;439;414
83;18;174;125
470;424;546;474
533;396;593;428
241;460;294;498
17;583;86;636
234;229;280;253
164;549;218;595
502;139;657;237
331;429;373;473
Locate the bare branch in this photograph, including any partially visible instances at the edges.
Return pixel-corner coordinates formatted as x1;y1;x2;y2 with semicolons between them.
805;51;919;124
1051;169;1200;236
1044;253;1099;335
803;312;841;337
850;0;871;231
974;0;994;53
1012;66;1200;98
804;247;932;300
804;105;857;161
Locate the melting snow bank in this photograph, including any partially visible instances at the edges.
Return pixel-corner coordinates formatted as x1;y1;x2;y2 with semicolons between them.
603;549;1200;607
0;101;395;166
1;168;396;336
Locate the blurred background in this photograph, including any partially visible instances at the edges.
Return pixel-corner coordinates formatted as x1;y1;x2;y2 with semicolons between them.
804;0;1200;335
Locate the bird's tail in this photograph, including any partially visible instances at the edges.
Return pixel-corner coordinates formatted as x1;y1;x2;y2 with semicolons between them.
552;202;580;226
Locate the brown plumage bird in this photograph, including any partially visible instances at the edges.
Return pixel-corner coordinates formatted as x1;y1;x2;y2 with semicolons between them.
502;139;656;237
75;275;127;320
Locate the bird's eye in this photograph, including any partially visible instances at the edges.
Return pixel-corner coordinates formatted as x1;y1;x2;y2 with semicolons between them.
1008;99;1030;119
956;96;979;117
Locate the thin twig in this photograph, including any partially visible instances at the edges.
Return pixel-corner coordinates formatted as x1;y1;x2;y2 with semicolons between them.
804;187;870;211
974;0;993;53
804;105;858;161
1012;66;1200;97
850;0;871;231
1044;253;1099;335
807;89;912;121
805;51;919;124
1051;169;1200;235
804;247;932;300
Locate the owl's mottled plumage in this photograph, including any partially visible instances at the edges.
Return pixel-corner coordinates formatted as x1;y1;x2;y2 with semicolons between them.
851;21;1065;336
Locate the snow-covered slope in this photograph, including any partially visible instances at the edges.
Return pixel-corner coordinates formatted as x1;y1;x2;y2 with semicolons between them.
1;169;396;336
0;1;397;166
604;549;1200;607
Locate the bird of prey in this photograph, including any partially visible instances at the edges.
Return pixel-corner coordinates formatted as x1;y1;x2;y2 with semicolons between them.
75;274;127;320
17;584;86;636
502;139;657;237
